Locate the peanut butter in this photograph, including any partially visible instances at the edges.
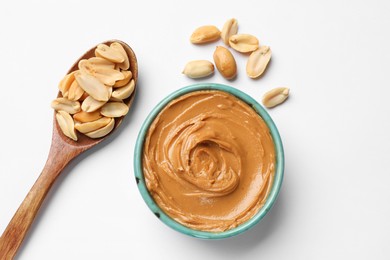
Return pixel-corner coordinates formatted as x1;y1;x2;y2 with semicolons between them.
143;90;275;232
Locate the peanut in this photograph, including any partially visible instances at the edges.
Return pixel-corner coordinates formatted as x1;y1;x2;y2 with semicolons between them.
84;118;115;138
110;42;130;70
246;46;272;78
229;34;259;53
262;88;290;108
182;60;214;79
75;72;111;102
100;102;129;117
213;46;237;79
221;18;238;46
56;110;77;141
51;98;80;114
95;43;125;63
75;117;112;133
81;96;106;113
73;110;102;123
114;70;132;88
190;25;221;44
112;79;135;100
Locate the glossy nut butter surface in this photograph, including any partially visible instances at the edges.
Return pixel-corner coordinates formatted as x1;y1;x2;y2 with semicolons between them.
143;90;275;232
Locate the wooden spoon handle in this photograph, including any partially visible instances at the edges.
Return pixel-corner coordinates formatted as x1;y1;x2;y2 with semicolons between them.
0;141;79;259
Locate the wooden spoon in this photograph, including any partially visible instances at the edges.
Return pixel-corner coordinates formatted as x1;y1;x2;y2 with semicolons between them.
0;40;138;259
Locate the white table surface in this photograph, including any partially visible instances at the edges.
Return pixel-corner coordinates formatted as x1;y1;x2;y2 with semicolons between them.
1;0;390;259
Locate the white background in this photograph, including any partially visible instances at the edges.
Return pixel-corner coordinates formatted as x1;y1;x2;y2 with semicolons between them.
1;0;389;259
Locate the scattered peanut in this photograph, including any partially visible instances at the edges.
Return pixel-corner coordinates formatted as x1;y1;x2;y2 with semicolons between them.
221;18;238;46
182;60;214;79
262;88;290;108
213;46;237;80
246;46;272;78
190;25;221;44
229;34;259;53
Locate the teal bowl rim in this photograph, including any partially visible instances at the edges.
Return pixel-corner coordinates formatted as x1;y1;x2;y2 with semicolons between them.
134;83;284;239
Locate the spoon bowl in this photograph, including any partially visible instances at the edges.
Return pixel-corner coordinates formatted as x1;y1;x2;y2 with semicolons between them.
57;39;138;148
0;40;138;259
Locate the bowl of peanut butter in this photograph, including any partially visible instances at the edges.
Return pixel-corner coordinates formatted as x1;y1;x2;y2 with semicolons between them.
134;83;284;239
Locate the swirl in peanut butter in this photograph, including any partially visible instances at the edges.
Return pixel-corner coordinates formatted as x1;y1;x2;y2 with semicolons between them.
143;90;275;232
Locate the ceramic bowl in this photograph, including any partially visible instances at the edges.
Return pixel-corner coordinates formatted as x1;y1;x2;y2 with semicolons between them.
134;83;284;239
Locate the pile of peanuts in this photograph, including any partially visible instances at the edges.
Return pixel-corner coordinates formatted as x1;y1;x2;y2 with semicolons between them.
51;42;135;141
